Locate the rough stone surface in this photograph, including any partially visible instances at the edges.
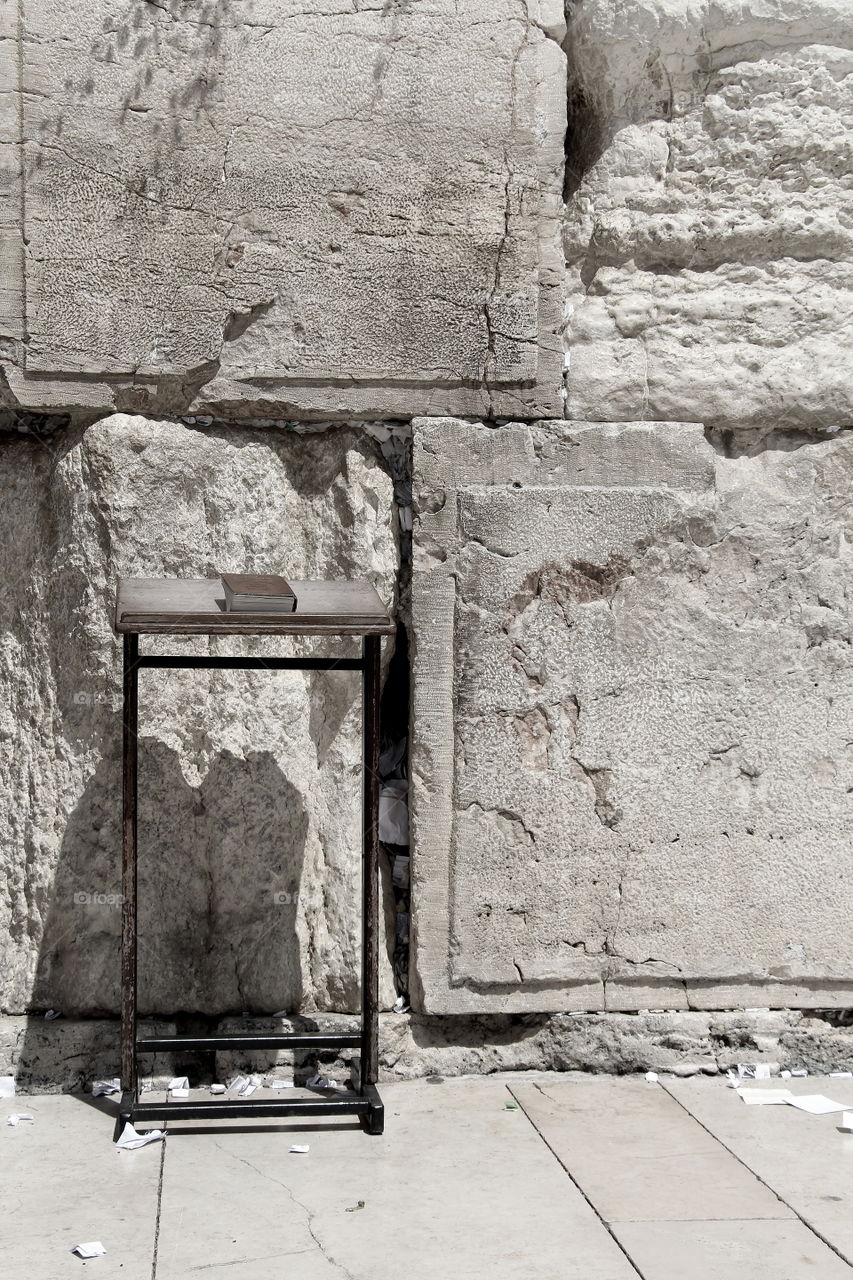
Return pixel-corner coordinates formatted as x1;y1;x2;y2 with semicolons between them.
0;0;565;421
0;414;399;1018
6;1009;853;1090
2;0;853;1082
411;416;853;1014
563;0;853;430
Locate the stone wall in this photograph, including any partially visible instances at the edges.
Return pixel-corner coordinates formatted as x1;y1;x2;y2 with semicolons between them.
0;0;566;420
410;417;853;1012
407;0;853;1016
0;0;852;1079
0;415;400;1018
563;0;852;435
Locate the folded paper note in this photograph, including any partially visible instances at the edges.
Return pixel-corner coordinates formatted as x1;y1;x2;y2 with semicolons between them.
738;1089;793;1106
72;1242;107;1258
786;1095;848;1115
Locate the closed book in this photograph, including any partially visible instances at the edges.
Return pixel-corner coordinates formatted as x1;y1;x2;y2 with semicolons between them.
220;573;298;613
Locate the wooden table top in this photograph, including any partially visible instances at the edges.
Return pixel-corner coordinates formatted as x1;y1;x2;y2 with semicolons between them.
115;578;395;636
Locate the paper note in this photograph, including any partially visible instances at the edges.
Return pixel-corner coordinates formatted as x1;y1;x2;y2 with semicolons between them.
786;1095;848;1115
754;1064;772;1080
0;1077;15;1098
270;1080;294;1090
289;1144;310;1154
116;1122;164;1149
91;1078;120;1097
231;1075;262;1097
307;1074;337;1090
71;1242;106;1258
6;1113;34;1126
379;780;409;845
392;854;410;890
168;1076;189;1099
737;1089;793;1106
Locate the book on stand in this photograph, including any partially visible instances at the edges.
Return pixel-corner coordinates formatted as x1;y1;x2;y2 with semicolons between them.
220;573;298;613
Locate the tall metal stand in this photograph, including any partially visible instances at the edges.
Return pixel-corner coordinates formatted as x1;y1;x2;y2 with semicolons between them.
115;613;385;1138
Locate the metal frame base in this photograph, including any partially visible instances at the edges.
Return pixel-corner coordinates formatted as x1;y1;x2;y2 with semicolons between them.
115;1089;384;1137
116;631;385;1142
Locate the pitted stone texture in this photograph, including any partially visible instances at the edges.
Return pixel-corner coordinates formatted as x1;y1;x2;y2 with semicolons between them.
9;1009;853;1089
410;417;853;1014
0;414;398;1017
0;0;565;421
563;0;853;431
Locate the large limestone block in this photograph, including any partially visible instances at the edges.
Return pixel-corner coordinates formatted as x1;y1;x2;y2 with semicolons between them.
410;416;853;1013
0;0;565;421
0;415;399;1016
563;0;853;430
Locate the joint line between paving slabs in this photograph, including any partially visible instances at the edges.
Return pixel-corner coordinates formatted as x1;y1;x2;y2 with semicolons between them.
150;1126;167;1280
660;1082;853;1270
506;1085;647;1279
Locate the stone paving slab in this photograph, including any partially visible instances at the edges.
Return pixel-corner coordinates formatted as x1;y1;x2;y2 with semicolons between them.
0;1093;161;1278
155;1076;637;1280
614;1219;853;1280
6;1074;853;1279
510;1076;792;1223
665;1076;853;1265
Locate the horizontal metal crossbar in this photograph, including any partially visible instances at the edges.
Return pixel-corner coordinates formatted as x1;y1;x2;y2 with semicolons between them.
136;1033;361;1053
135;656;363;671
132;1096;370;1121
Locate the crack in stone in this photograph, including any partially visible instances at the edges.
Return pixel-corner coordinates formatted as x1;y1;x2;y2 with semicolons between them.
482;21;527;418
215;1144;358;1280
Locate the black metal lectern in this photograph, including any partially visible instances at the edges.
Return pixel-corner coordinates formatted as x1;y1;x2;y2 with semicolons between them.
113;577;394;1137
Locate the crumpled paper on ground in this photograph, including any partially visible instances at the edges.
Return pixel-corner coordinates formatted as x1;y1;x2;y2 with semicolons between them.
72;1242;106;1258
91;1078;120;1097
116;1122;165;1150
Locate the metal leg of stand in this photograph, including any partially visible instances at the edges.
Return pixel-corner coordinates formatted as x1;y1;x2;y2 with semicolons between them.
360;635;383;1134
117;633;138;1140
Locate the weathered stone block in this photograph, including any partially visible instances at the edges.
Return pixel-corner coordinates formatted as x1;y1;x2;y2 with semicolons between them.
410;417;853;1013
563;0;853;430
0;0;565;420
12;1008;853;1089
0;414;399;1016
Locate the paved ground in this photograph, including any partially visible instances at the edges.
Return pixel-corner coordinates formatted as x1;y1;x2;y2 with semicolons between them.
3;1072;853;1278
